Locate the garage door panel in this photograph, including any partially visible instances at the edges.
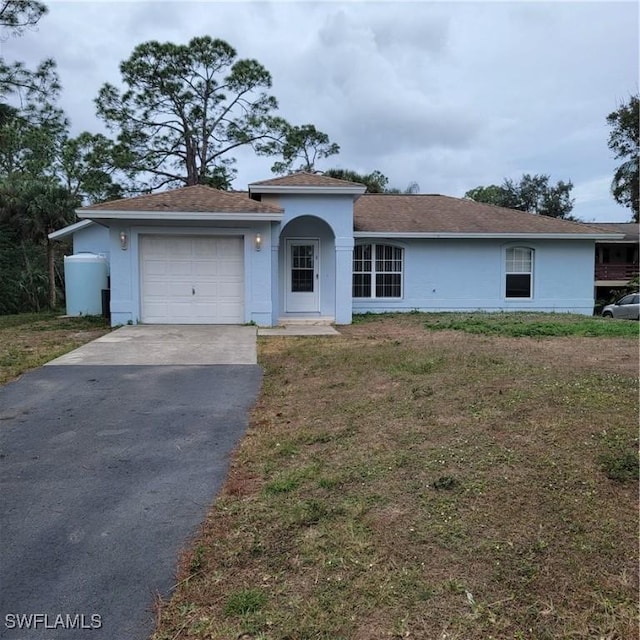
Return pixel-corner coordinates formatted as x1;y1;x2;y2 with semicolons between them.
168;260;194;276
140;235;244;324
193;262;218;277
218;282;243;297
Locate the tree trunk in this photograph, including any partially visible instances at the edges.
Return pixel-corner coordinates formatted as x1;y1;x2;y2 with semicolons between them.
185;138;198;186
47;240;56;309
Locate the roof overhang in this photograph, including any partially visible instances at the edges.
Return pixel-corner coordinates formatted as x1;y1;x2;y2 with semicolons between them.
76;209;284;222
353;232;625;240
48;219;98;241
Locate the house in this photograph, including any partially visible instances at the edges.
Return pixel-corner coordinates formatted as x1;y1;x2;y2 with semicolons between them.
49;172;623;326
589;222;639;301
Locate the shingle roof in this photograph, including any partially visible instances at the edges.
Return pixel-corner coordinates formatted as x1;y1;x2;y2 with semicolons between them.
586;222;639;242
80;184;283;214
249;171;366;188
354;194;612;235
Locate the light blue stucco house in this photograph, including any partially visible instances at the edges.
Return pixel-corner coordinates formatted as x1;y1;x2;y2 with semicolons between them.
49;172;622;326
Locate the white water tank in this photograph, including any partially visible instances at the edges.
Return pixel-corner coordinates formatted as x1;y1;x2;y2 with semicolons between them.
64;253;109;316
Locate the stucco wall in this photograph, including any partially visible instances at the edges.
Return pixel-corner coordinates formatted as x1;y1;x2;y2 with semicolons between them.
105;221;273;326
73;223;110;263
352;238;596;315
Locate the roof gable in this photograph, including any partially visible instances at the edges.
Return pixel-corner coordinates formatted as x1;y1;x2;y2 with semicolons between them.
249;171;365;188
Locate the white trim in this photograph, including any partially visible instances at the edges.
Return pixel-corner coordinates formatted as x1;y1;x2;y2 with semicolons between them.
48;219;96;240
353;242;404;300
503;245;534;300
76;210;283;222
249;185;366;196
354;231;623;240
285;238;320;313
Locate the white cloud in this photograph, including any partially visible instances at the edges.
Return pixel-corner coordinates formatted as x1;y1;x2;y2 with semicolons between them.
2;0;638;221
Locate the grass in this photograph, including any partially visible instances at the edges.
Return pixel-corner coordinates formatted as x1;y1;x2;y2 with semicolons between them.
152;313;639;640
356;311;640;338
0;312;111;384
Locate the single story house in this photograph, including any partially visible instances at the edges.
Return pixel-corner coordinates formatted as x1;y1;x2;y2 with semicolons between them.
49;172;623;326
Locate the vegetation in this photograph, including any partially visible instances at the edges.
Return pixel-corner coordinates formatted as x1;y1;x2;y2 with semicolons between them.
0;3;338;313
414;311;640;338
323;168;419;194
607;94;639;222
0;312;110;384
96;36;338;191
465;173;575;220
152;313;638;640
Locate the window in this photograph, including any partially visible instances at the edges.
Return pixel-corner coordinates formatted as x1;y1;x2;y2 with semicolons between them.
617;294;638;305
353;244;403;298
505;247;533;298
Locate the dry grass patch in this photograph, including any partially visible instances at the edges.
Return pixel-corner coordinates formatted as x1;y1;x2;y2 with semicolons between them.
153;314;638;640
0;312;110;384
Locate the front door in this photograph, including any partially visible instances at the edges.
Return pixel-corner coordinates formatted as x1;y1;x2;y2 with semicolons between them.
285;239;319;313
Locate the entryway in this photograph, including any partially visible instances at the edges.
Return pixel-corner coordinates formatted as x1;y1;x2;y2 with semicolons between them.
285;239;319;313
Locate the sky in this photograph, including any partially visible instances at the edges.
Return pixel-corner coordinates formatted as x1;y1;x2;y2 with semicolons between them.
2;0;638;222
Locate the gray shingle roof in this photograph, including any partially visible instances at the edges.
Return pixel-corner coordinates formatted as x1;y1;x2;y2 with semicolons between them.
586;222;639;242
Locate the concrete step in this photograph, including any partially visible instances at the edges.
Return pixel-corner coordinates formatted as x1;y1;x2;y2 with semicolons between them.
277;317;335;326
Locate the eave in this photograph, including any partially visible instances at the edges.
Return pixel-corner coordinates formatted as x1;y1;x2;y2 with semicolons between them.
76;210;284;222
48;219;101;241
249;185;366;197
353;231;625;240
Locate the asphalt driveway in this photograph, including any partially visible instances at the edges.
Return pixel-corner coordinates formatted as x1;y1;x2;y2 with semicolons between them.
0;326;261;639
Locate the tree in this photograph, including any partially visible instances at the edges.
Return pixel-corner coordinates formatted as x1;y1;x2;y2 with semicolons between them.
0;176;77;308
96;36;299;191
271;124;339;175
464;184;514;208
0;0;46;37
56;132;124;203
323;168;390;193
607;94;639;222
465;173;575;219
385;181;421;194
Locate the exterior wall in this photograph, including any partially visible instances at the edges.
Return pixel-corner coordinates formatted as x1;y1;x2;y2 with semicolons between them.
72;223;110;263
104;221;272;326
352;238;596;315
274;194;355;324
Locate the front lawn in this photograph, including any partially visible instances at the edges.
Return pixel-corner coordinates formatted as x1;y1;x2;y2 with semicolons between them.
0;312;111;385
154;313;638;639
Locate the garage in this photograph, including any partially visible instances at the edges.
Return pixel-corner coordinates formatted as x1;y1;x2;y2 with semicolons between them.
140;235;244;324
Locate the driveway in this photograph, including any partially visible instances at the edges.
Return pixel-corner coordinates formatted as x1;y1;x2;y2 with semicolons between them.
0;326;260;639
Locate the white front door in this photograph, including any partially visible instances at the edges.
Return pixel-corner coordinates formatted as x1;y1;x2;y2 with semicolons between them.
285;239;319;313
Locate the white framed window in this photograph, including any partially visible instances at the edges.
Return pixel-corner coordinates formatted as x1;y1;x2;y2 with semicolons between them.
353;243;403;298
505;247;534;298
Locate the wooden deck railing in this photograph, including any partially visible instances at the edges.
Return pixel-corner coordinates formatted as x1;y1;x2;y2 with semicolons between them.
595;263;639;281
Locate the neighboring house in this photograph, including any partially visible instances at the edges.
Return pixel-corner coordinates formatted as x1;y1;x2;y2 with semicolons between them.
49;172;623;326
589;222;639;301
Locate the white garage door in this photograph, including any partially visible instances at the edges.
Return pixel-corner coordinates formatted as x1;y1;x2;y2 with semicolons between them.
140;235;244;324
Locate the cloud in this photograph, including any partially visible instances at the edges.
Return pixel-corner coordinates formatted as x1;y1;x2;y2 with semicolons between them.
2;0;637;221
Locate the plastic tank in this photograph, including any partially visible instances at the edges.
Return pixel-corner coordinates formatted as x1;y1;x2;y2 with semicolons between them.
64;253;109;316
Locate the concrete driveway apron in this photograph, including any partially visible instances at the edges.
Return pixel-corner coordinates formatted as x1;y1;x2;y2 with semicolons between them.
0;326;260;640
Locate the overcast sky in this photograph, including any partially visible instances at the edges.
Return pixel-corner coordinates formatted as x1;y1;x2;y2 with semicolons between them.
2;0;638;222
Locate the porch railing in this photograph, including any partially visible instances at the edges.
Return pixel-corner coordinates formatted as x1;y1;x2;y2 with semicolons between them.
595;263;639;281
